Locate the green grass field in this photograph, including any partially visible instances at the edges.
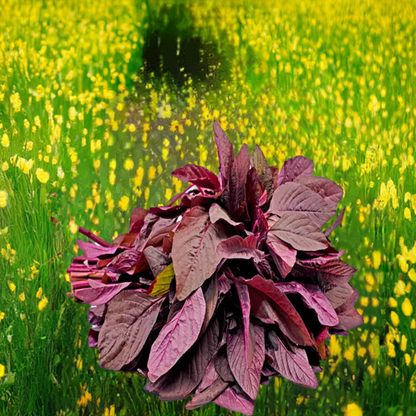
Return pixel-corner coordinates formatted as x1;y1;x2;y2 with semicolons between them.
1;0;416;415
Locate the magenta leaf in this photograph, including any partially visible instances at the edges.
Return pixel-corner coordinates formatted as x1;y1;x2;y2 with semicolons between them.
268;182;335;227
242;275;314;346
213;120;234;187
268;335;318;388
197;359;221;393
227;323;265;400
186;378;228;410
296;176;343;210
235;281;254;365
172;206;227;301
297;258;357;288
333;287;363;331
172;164;221;191
276;282;339;326
266;237;297;278
200;274;219;335
217;235;265;263
145;317;219;401
277;155;314;186
228;143;250;221
74;281;131;306
269;212;328;251
325;283;354;309
148;287;206;382
324;206;346;237
251;145;274;201
209;203;246;232
129;207;148;233
98;291;164;370
213;386;255;416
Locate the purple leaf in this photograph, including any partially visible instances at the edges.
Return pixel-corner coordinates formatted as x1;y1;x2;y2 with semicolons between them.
88;304;107;326
276;282;339;326
324;206;346;237
268;336;318;388
172;206;228;301
129;207;148;233
213;386;255;416
143;246;171;278
296;176;343;210
246;167;260;226
213;120;234;187
227;323;265;400
89;328;99;348
235;281;253;365
77;240;122;259
215;348;235;382
197;359;221;393
172;164;221;191
268;182;335;227
145;317;219;401
107;249;141;274
74;281;131;306
266;237;297;278
277;156;314;186
242;275;314;346
98;291;164;370
209;203;245;232
148;287;206;382
228;143;250;221
251;145;274;202
200;275;218;335
269;212;328;251
186;378;228;410
296;258;356;288
333;287;363;331
217;235;265;263
218;273;232;295
325;283;354;309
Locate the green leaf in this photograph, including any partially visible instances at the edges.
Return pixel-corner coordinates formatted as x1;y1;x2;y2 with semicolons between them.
147;263;175;297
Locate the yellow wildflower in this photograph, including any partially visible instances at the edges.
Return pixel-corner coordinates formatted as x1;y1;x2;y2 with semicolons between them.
408;268;416;282
1;133;9;147
357;347;366;357
7;281;16;292
372;251;381;269
69;219;78;234
402;298;413;316
36;287;43;299
118;196;129;211
36;168;50;184
344;403;363;416
0;191;8;208
344;346;355;361
328;335;341;356
38;296;48;311
401;334;408;351
394;280;406;297
405;353;411;366
0;363;5;379
18;292;26;302
391;311;400;327
388;297;398;308
0;311;4;322
124;158;134;171
1;161;9;171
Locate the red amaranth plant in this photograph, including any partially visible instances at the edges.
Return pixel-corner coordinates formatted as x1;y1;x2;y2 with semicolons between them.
67;121;362;415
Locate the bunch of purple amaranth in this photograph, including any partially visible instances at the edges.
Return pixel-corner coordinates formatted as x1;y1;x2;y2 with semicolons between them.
68;121;362;416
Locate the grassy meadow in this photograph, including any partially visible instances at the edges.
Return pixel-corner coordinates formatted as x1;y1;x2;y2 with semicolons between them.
1;0;416;415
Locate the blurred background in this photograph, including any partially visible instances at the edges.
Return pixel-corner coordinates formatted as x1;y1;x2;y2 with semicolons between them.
0;0;415;415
